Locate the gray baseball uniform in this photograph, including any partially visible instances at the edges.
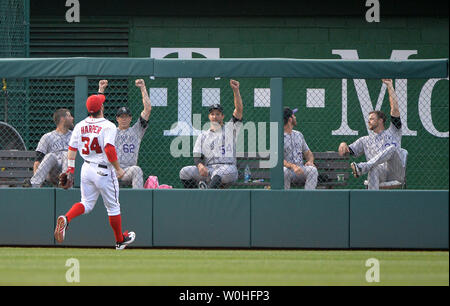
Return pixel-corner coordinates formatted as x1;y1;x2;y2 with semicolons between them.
30;130;72;186
179;116;242;185
283;130;318;189
349;117;403;189
115;116;148;188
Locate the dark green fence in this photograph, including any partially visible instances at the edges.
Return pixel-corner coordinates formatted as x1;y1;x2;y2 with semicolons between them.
0;57;448;189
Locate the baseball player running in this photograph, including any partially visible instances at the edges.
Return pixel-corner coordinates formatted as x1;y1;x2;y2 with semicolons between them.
28;109;74;187
338;79;403;190
98;79;151;189
283;107;318;189
179;79;243;189
54;92;136;250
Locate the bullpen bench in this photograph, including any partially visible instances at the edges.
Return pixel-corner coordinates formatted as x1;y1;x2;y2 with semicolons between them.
233;151;350;189
0;150;36;187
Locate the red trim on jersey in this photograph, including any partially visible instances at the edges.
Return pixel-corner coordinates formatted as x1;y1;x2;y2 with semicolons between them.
104;143;118;163
68;146;77;152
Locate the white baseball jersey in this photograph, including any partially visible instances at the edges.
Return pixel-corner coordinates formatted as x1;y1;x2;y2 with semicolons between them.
36;130;72;157
193;117;242;166
284;130;310;166
69;117;117;165
349;121;402;160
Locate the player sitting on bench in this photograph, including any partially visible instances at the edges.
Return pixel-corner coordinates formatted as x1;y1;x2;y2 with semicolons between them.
338;79;404;190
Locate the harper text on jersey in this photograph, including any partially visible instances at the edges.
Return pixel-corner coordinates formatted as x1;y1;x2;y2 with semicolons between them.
81;125;102;135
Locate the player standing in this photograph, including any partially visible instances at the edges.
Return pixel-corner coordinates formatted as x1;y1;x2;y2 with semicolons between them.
54;92;136;250
98;79;151;189
179;79;243;189
338;79;403;190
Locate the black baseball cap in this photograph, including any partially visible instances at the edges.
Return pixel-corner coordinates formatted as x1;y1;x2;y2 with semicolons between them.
116;106;132;117
209;104;224;114
283;107;298;124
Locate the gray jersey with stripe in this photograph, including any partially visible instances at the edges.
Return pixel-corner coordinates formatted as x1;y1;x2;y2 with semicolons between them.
36;130;72;156
116;118;148;168
349;123;402;161
193;117;242;166
284;130;310;166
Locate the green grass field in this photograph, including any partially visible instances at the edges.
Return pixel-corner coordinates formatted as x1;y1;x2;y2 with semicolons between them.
0;247;448;286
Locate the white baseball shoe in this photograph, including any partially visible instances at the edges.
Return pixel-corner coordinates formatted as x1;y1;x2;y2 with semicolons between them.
198;181;208;189
115;231;136;250
54;215;68;243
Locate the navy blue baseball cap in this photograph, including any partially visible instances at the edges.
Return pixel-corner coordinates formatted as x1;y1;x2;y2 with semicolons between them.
209;104;224;114
283;107;298;124
116;106;132;117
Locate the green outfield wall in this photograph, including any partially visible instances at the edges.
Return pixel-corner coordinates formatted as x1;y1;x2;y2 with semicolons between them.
0;189;447;249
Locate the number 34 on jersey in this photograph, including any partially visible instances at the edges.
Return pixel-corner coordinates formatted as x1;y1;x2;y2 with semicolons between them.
81;136;103;154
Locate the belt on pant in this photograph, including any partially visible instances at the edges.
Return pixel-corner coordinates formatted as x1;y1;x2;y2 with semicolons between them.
85;160;108;169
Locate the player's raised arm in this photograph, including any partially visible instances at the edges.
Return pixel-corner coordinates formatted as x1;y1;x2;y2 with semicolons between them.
230;80;243;120
136;79;151;121
382;79;400;118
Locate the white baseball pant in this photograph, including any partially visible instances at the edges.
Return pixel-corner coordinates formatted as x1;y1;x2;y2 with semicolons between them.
30;152;68;186
120;165;144;189
80;162;121;216
179;164;239;184
284;165;318;190
357;145;404;190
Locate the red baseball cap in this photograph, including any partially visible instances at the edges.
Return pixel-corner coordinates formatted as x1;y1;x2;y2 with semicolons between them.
86;94;105;113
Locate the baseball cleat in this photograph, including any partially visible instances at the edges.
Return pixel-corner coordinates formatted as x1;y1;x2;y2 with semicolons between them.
54;215;68;243
115;231;136;250
350;162;361;178
198;181;208;189
22;178;32;188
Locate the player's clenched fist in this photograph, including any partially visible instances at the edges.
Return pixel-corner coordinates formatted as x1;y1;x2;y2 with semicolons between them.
135;79;145;88
230;79;239;90
98;80;108;94
382;79;393;87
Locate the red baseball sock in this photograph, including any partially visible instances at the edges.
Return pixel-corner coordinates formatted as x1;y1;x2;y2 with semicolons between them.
109;214;123;243
65;202;85;222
